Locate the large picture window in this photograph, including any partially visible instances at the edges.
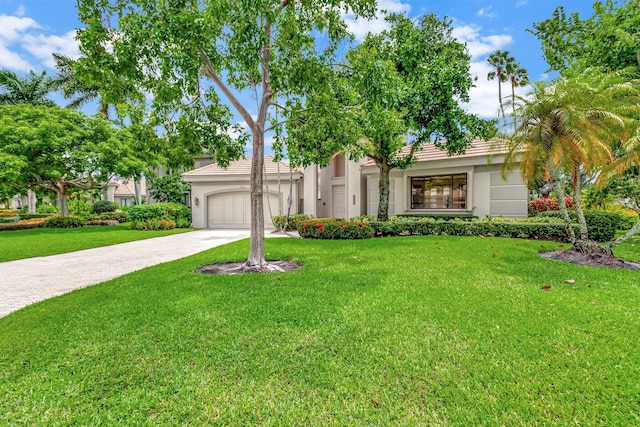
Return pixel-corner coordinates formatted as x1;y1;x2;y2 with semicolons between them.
411;174;467;209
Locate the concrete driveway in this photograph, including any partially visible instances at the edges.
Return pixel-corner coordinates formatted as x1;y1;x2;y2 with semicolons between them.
0;229;262;318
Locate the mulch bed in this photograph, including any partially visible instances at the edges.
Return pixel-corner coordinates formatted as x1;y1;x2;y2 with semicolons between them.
196;260;301;275
540;249;640;270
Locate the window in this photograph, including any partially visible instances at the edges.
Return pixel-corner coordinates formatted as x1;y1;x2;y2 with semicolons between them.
411;174;467;209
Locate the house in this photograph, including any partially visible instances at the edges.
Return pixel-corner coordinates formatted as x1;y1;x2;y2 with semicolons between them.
183;156;304;229
104;178;147;207
183;139;529;229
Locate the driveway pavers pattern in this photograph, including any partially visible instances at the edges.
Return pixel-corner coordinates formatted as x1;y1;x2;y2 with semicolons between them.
0;229;254;318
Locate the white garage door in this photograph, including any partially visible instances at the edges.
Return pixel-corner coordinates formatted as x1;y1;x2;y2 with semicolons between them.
207;192;279;229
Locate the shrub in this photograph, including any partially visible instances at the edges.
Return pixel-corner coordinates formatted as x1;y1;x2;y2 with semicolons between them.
349;215;377;223
536;210;578;221
390;214;478;221
98;211;130;223
129;203;191;225
131;219;177;231
528;197;574;215
0;222;43;232
368;217;576;242
176;218;191;228
272;214;311;231
84;219;119;226
584;212;618;242
0;210;19;217
43;216;85;228
36;204;59;214
588;205;638;230
0;215;19;224
91;200;118;214
298;218;374;239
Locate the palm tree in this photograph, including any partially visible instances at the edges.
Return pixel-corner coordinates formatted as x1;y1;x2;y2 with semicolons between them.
0;69;56;106
52;53;109;119
487;50;515;128
506;62;529;132
503;69;637;255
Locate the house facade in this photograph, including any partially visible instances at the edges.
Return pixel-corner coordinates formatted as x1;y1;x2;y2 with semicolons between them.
105;178;147;207
183;139;529;229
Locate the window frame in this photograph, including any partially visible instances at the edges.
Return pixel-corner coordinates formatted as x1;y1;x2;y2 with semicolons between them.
409;173;468;210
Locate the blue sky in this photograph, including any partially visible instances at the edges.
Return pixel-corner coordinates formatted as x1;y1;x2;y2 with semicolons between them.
0;0;596;134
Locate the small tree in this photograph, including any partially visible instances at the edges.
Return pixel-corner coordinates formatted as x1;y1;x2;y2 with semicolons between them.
148;173;191;205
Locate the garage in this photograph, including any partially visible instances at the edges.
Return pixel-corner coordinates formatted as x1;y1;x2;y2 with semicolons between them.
206;191;280;228
183;156;303;229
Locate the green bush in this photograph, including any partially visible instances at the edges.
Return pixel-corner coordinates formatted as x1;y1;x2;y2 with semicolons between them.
176;218;191;228
584;212;618;242
17;213;55;220
535;210;578;221
98;211;130;223
589;205;638;230
131;219;177;231
0;222;42;232
91;200;118;214
298;218;374;239
84;219;119;226
36;204;59;214
369;217;576;242
43;216;85;228
272;214;312;231
129;203;191;226
390;214;477;221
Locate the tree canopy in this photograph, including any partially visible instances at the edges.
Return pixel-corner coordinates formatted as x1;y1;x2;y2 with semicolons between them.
0;69;56;106
76;0;376;269
0;104;147;217
529;0;640;73
286;13;495;221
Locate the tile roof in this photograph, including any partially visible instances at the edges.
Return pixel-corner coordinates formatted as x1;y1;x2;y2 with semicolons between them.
361;138;509;167
110;178;147;197
182;155;301;177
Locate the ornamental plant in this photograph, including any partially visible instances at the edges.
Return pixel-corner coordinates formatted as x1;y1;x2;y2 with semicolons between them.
298;218;374;240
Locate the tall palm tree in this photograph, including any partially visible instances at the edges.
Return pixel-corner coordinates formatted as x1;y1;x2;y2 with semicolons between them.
52;53;109;119
487;50;515;128
506;62;529;133
0;69;56;106
502;69;637;255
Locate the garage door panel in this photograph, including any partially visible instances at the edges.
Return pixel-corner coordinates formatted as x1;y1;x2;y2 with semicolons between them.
207;191;278;229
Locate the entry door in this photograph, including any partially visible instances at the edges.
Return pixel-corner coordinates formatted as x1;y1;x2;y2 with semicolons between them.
332;185;345;219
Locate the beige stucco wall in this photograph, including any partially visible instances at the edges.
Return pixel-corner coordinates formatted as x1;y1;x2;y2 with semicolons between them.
363;157;528;218
187;178;302;229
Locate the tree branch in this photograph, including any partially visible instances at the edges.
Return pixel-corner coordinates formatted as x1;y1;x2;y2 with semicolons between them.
198;47;256;130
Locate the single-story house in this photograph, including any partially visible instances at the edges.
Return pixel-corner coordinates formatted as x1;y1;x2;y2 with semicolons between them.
183;139;528;229
104;178;147;207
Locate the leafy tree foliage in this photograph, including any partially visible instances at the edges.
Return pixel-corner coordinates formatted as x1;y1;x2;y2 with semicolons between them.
0;69;56;106
286;14;495;221
487;50;515;126
148;172;191;205
530;0;640;73
503;69;640;254
0;104;147;217
75;0;376;269
52;53;110;118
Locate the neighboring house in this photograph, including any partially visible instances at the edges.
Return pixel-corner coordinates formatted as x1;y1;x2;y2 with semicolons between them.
183;156;304;229
184;139;529;229
105;178;147;207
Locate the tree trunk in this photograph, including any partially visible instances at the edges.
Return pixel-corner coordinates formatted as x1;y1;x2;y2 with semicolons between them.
377;162;391;222
58;190;69;217
572;173;589;242
248;131;266;267
511;81;516;133
134;179;142;205
498;71;505;128
547;159;576;244
27;189;36;214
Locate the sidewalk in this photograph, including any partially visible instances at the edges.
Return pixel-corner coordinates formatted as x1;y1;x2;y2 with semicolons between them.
0;229;255;318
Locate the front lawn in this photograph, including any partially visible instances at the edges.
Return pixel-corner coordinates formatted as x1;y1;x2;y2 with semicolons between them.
0;224;192;262
1;236;639;425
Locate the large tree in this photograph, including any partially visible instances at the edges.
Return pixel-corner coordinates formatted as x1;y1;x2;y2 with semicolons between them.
505;61;529;133
0;105;145;217
502;69;639;254
487;50;515;127
76;0;376;270
529;0;640;73
286;14;495;221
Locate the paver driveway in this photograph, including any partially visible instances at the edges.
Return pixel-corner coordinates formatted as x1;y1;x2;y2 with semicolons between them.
0;229;258;318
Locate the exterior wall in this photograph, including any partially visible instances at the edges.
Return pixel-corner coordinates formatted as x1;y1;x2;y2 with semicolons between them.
188;178;302;229
363;159;528;218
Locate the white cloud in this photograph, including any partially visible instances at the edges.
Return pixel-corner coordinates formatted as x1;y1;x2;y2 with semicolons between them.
0;43;31;69
0;14;39;40
477;6;498;19
14;5;26;17
343;0;411;41
22;30;81;68
516;1;529;7
452;24;513;59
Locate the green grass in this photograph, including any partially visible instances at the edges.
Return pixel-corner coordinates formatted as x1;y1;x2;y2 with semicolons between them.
0;224;192;262
1;236;639;425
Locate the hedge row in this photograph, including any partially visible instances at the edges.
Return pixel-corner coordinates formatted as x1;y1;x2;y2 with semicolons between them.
128;203;191;229
272;214;312;231
298;218;374;239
